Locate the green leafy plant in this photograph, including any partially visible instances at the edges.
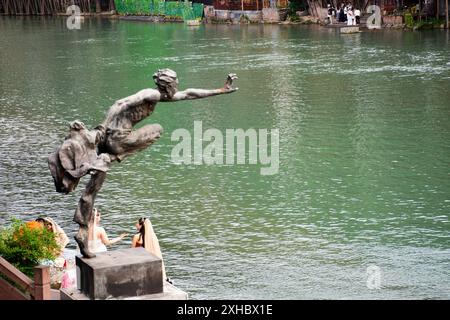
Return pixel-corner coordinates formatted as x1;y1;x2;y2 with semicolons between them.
239;14;250;24
287;0;307;21
404;12;444;30
404;13;413;27
0;218;59;277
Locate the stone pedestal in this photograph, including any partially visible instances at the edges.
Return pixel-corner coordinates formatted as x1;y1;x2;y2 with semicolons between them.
76;248;163;299
60;282;188;300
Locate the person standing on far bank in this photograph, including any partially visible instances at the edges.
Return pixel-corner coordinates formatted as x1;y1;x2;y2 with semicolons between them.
354;8;361;25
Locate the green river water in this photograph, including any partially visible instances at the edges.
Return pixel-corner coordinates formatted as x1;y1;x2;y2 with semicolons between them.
0;17;449;299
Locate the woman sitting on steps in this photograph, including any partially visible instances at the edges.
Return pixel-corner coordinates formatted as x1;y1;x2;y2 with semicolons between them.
132;217;172;284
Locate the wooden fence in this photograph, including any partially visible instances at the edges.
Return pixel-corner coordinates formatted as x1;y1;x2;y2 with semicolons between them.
0;0;115;15
0;256;51;300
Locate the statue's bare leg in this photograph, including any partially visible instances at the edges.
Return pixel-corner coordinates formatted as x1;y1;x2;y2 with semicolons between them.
73;170;107;258
109;124;163;162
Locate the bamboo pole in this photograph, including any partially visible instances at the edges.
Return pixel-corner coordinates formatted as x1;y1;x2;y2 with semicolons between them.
31;0;37;14
12;0;17;15
55;0;61;13
1;0;102;15
25;0;30;15
437;0;440;19
45;0;51;15
446;0;449;28
419;0;422;23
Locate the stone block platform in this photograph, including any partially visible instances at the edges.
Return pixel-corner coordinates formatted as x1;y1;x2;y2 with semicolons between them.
340;26;361;34
66;247;187;300
60;282;188;300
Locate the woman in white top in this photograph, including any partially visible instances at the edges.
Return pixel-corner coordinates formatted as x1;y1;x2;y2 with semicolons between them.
88;208;128;253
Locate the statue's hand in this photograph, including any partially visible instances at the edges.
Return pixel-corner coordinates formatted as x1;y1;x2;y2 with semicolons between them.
224;73;238;93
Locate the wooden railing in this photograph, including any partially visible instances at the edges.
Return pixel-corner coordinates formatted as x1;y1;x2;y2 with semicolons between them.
0;256;51;300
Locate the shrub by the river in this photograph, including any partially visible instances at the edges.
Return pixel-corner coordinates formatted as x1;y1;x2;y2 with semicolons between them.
0;218;59;277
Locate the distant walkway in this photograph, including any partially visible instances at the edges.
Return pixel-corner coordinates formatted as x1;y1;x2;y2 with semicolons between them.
324;15;369;29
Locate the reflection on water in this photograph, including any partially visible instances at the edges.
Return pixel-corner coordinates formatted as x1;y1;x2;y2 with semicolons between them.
0;17;449;299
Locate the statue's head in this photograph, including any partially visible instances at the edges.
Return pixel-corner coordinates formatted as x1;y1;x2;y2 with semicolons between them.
69;120;86;131
67;120;96;145
153;69;178;99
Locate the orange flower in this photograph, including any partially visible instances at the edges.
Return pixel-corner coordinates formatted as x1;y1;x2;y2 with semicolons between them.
14;221;44;239
25;221;43;231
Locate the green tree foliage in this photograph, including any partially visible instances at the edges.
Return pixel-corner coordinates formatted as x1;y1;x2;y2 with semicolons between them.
0;219;59;277
287;0;308;21
114;0;203;19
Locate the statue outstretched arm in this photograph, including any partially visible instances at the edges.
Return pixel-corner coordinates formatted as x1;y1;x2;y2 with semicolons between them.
116;89;161;105
171;74;238;101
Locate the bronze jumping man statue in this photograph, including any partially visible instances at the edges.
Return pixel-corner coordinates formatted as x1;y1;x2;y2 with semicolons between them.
49;69;238;258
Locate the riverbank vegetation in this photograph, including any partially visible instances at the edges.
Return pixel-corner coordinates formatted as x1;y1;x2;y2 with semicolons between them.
0;219;58;277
